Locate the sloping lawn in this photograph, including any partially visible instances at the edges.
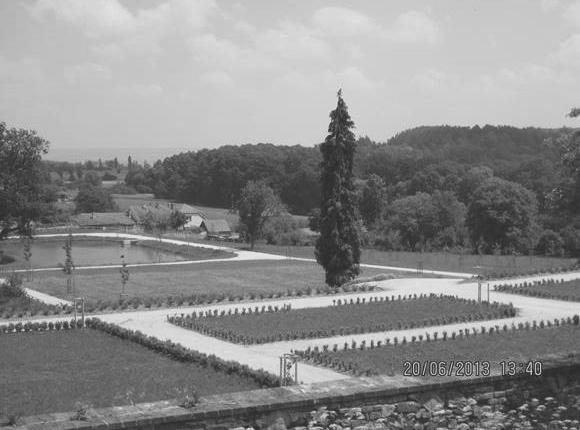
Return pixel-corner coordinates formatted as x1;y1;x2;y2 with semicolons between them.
27;260;392;303
0;329;260;416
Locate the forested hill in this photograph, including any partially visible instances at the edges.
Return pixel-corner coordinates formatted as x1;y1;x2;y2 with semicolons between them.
386;125;563;164
122;125;569;214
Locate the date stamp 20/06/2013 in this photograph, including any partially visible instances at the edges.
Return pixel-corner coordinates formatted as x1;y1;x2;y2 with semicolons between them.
402;360;544;377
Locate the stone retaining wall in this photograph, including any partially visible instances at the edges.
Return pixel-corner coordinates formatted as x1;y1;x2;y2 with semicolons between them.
4;358;579;430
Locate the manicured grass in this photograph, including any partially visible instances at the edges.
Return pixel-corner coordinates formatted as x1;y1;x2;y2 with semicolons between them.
0;329;260;416
309;324;580;378
171;296;515;344
26;260;392;303
206;243;577;276
494;279;580;301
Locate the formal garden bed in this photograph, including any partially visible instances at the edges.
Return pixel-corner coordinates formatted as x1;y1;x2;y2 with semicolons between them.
168;294;516;344
0;317;277;417
295;315;580;377
494;278;580;301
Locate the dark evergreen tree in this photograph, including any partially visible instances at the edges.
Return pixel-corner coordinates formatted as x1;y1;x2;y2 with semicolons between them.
315;90;361;287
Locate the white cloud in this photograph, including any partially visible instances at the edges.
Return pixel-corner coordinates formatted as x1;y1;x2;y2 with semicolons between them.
564;2;580;27
116;83;163;97
200;70;234;88
255;22;330;63
557;34;580;67
30;0;136;39
411;69;447;91
0;56;45;83
64;62;112;83
312;7;375;37
30;0;217;58
542;0;562;11
387;11;441;44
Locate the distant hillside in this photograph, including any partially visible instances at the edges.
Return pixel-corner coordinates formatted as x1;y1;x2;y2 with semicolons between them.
385;125;563;165
41;124;566;216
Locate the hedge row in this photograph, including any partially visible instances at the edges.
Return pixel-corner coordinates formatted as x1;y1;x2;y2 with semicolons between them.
0;318;84;334
168;294;516;345
84;318;280;388
485;262;580;280
493;278;580;302
296;314;580;377
0;282;377;320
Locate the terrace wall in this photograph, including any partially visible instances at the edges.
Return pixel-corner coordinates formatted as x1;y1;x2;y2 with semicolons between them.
6;357;580;430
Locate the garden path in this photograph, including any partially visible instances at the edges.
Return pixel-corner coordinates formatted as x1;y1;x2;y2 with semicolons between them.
2;231;580;383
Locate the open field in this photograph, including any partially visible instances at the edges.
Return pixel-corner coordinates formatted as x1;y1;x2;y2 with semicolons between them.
494;279;580;301
308;323;580;378
26;260;393;303
0;329;260;416
170;296;515;344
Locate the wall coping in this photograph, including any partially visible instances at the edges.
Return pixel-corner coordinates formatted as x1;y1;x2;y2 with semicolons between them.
5;356;579;430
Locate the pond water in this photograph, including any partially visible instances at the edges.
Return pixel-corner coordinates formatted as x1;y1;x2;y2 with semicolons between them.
0;239;186;268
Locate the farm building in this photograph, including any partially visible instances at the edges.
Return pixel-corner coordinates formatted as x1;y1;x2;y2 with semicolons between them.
168;203;206;228
74;212;136;231
201;219;234;240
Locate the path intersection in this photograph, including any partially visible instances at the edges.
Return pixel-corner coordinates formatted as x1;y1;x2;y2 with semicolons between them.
2;232;579;383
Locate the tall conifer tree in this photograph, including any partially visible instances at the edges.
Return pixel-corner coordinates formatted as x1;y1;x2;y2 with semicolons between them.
315;90;361;287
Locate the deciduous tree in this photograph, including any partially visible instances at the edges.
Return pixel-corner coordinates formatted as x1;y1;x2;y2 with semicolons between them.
238;181;283;250
0;122;50;239
315;90;361;287
466;177;538;253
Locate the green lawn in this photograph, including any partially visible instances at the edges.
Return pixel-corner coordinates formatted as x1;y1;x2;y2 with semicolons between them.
495;279;580;301
0;329;260;416
312;324;580;378
198;243;577;276
172;297;514;344
26;260;393;303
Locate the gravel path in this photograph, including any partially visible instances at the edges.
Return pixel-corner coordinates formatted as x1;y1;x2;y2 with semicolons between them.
2;232;579;383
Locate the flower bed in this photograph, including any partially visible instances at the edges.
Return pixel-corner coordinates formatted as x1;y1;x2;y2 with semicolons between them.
295;315;580;377
494;278;580;301
168;294;516;344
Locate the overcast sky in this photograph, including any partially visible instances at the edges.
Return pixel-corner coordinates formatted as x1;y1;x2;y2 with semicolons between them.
1;0;579;162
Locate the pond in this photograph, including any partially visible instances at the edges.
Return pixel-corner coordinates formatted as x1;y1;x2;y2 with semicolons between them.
0;239;187;268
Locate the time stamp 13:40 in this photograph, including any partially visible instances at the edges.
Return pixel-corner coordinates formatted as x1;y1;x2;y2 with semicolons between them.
402;360;544;377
